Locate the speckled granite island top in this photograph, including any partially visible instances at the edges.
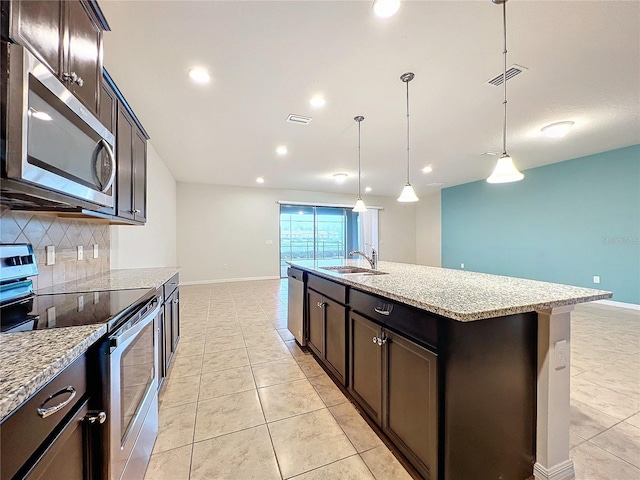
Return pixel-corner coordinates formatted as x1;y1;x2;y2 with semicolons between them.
0;325;107;422
37;267;180;294
289;260;612;322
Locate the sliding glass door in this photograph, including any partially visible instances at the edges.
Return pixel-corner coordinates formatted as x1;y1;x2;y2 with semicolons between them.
280;204;368;277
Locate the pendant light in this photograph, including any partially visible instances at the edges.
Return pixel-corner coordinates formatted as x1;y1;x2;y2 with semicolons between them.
397;72;419;202
487;0;524;184
353;116;367;212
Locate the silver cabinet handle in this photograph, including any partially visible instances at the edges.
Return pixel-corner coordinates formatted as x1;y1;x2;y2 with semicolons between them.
372;335;387;346
129;209;142;214
317;301;326;308
372;336;378;344
37;386;76;418
173;298;179;304
62;72;84;86
374;307;391;316
85;411;107;424
95;139;116;193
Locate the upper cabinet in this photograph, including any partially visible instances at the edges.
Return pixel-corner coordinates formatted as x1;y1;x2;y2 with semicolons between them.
8;0;110;116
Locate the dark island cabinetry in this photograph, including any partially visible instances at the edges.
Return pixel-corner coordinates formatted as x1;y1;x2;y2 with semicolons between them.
158;273;180;388
302;270;537;480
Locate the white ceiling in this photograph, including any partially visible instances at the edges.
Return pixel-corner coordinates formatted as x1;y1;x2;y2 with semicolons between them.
100;0;640;198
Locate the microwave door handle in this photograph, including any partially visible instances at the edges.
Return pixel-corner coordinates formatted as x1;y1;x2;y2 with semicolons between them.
96;139;116;193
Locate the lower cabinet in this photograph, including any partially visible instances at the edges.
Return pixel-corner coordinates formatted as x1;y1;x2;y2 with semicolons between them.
306;287;347;385
349;312;438;480
158;274;180;388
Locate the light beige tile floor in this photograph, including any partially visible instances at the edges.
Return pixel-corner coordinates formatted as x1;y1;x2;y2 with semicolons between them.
145;280;640;480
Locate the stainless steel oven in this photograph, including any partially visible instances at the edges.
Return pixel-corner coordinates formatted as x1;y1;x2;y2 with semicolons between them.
2;43;115;210
108;295;161;480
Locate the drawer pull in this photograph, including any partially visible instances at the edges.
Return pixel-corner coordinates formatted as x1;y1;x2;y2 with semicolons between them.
37;386;76;419
374;306;392;316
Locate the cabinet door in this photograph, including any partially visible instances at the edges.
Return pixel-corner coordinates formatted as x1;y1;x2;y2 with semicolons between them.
383;332;438;480
132;129;147;222
163;300;173;376
65;0;102;115
307;289;324;358
349;312;382;424
24;399;90;480
116;107;134;220
323;296;346;385
10;1;63;75
99;77;117;134
171;290;180;352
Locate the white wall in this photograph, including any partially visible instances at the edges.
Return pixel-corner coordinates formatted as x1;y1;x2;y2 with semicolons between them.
110;142;177;269
415;191;442;267
177;183;417;284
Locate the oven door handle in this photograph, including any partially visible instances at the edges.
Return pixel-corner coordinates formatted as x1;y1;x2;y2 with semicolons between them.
110;298;161;349
95;139;116;193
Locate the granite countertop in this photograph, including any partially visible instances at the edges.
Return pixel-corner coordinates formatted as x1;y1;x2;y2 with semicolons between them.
289;260;612;322
0;325;107;423
37;267;179;294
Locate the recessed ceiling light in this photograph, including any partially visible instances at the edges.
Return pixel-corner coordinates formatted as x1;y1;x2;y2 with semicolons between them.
422;165;433;174
541;121;574;138
333;173;348;184
256;177;264;184
373;0;400;18
310;96;326;108
276;145;288;155
365;187;372;193
188;68;210;84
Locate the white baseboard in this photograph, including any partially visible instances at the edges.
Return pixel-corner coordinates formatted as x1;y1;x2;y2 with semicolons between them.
594;299;640;311
181;275;281;286
534;460;575;480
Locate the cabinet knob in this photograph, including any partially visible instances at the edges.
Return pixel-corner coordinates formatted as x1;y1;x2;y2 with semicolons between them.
85;411;107;424
372;336;378;344
62;71;84;86
317;301;326;308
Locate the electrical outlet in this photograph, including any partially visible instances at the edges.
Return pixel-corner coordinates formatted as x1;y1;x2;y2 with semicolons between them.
555;340;567;370
46;306;56;327
593;275;600;284
78;295;84;311
77;245;84;261
460;263;465;269
45;246;56;266
93;244;99;259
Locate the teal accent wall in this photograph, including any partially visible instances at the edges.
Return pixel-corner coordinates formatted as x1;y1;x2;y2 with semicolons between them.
442;145;640;304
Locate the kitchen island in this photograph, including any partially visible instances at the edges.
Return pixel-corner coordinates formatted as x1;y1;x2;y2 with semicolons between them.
288;260;611;480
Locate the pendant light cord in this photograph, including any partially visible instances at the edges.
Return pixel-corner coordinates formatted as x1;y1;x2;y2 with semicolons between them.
502;0;508;156
406;78;411;183
358;119;362;198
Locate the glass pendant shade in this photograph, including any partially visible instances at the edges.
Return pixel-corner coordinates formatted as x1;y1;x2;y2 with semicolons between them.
353;198;367;212
397;183;419;202
487;154;524;184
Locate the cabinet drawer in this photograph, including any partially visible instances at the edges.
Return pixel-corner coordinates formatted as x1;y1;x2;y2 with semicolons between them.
350;289;438;350
164;273;179;299
1;353;88;480
308;274;346;304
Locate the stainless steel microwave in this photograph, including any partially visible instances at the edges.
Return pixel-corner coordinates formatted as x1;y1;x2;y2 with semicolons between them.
2;44;115;210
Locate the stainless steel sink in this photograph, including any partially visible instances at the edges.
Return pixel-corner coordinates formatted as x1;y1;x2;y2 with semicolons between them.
320;266;388;276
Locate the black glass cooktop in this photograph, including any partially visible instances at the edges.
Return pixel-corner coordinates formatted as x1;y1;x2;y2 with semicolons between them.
0;288;155;334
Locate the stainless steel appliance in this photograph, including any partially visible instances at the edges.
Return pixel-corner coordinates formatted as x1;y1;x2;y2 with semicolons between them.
2;44;116;211
0;244;160;480
287;267;306;346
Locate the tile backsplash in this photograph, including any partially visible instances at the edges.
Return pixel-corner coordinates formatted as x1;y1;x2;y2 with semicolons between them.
1;208;110;291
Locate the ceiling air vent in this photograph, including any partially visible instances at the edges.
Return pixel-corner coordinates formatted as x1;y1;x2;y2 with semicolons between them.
485;64;527;86
286;114;312;125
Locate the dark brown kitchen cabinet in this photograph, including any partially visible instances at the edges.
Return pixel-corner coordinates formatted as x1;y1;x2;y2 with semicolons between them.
306;282;347;386
349;312;438;480
99;73;117;133
159;274;180;388
115;97;147;223
7;0;110;116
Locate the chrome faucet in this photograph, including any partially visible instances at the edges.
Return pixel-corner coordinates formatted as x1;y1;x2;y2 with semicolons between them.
349;245;378;270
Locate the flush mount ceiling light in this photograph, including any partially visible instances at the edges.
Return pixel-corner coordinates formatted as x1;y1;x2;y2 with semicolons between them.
487;0;524;184
352;116;367;213
333;173;348;184
365;186;372;193
276;145;288;155
256;177;265;184
310;96;326;108
541;121;575;138
397;72;419;202
188;67;210;84
422;165;433;174
373;0;400;18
